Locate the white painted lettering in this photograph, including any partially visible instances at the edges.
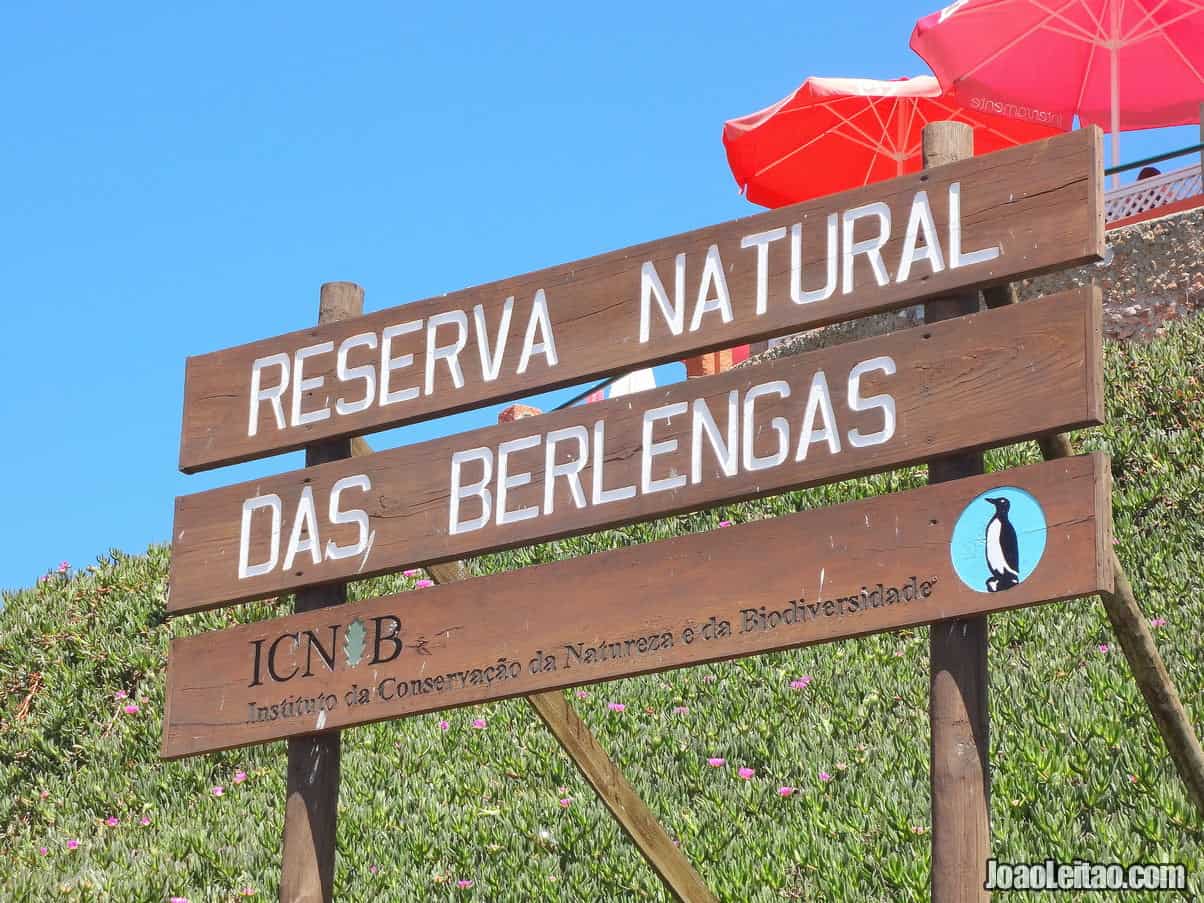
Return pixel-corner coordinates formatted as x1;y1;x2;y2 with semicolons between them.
742;380;791;472
841;202;892;293
238;494;282;579
896;191;945;283
639;254;686;342
641;402;688;494
517;290;559;374
449;447;493;535
379;320;422;406
335;333;378;416
544;426;589;515
847;356;897;448
948;182;1001;269
741;227;787;315
795;371;841;461
425;310;469;395
248;353;290;437
496;434;541;526
790;215;838;304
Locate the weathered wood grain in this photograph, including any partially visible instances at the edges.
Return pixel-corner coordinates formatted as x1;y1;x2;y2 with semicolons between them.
161;454;1113;759
179;128;1103;473
167;286;1104;615
921;122;989;903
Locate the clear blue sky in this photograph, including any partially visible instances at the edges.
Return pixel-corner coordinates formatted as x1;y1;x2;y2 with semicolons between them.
1;1;1195;591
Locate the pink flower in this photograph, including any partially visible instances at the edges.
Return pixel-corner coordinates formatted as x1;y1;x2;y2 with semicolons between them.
671;706;688;715
707;757;726;767
170;898;190;903
777;786;796;797
402;569;421;577
1150;617;1167;628
701;674;717;684
105;816;119;827
789;676;813;690
718;520;733;528
819;771;832;783
575;690;589;699
57;561;69;574
607;702;625;712
368;865;379;875
123;704;140;715
65;839;79;850
233;770;247;784
211;786;224;797
737;767;755;780
39;790;49;799
416;579;434;588
1098;644;1110;654
38;846;48;856
140;815;151;826
559;797;572;808
1128;773;1138;783
437;720;450;732
114;690;128;700
239;890;257;897
457;879;474;889
471;718;487;730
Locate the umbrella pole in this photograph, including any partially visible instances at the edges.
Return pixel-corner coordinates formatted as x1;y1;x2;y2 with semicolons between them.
1110;8;1120;188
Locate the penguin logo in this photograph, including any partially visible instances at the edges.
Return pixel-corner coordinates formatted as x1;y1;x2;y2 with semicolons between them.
949;487;1047;593
983;497;1019;592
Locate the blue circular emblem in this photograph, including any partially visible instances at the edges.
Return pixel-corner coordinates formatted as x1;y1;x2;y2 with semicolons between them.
950;486;1047;593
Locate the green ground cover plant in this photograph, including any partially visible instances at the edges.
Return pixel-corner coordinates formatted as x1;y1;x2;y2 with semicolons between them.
2;315;1202;901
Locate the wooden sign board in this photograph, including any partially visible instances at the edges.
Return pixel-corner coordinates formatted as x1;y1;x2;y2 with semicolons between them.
162;453;1113;758
178;128;1103;473
167;287;1103;615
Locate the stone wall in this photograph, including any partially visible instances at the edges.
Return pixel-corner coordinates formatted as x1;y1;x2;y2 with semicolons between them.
747;205;1203;364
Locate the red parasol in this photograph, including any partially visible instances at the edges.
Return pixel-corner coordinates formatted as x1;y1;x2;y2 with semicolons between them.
722;74;1065;209
911;0;1204;182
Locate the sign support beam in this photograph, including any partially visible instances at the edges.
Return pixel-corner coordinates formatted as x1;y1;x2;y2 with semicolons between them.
279;282;362;903
923;122;991;903
404;506;718;901
982;286;1204;818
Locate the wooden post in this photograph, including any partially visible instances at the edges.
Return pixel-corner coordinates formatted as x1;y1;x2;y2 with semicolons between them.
279;282;363;903
923;122;991;903
352;492;718;903
981;290;1204;817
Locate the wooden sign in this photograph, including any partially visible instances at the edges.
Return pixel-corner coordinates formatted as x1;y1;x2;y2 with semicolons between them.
167;286;1103;615
178;128;1103;473
162;453;1113;758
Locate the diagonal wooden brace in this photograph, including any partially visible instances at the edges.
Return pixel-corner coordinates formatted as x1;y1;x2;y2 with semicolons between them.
349;437;719;903
984;284;1204;816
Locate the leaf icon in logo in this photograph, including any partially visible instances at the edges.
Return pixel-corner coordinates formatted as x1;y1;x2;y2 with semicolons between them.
344;618;366;668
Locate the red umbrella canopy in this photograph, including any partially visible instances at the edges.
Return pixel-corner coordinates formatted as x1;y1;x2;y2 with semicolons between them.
722;75;1065;209
911;0;1204;133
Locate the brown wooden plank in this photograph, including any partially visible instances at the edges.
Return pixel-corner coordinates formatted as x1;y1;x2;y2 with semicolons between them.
167;286;1104;615
179;128;1103;473
161;453;1113;759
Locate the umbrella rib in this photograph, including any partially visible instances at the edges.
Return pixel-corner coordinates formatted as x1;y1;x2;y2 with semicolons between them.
748;108;887;182
1073;23;1102;112
1150;14;1204;85
1125;3;1204;45
821;100;898;154
1121;0;1170;43
1026;0;1104;41
955;0;1087;84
